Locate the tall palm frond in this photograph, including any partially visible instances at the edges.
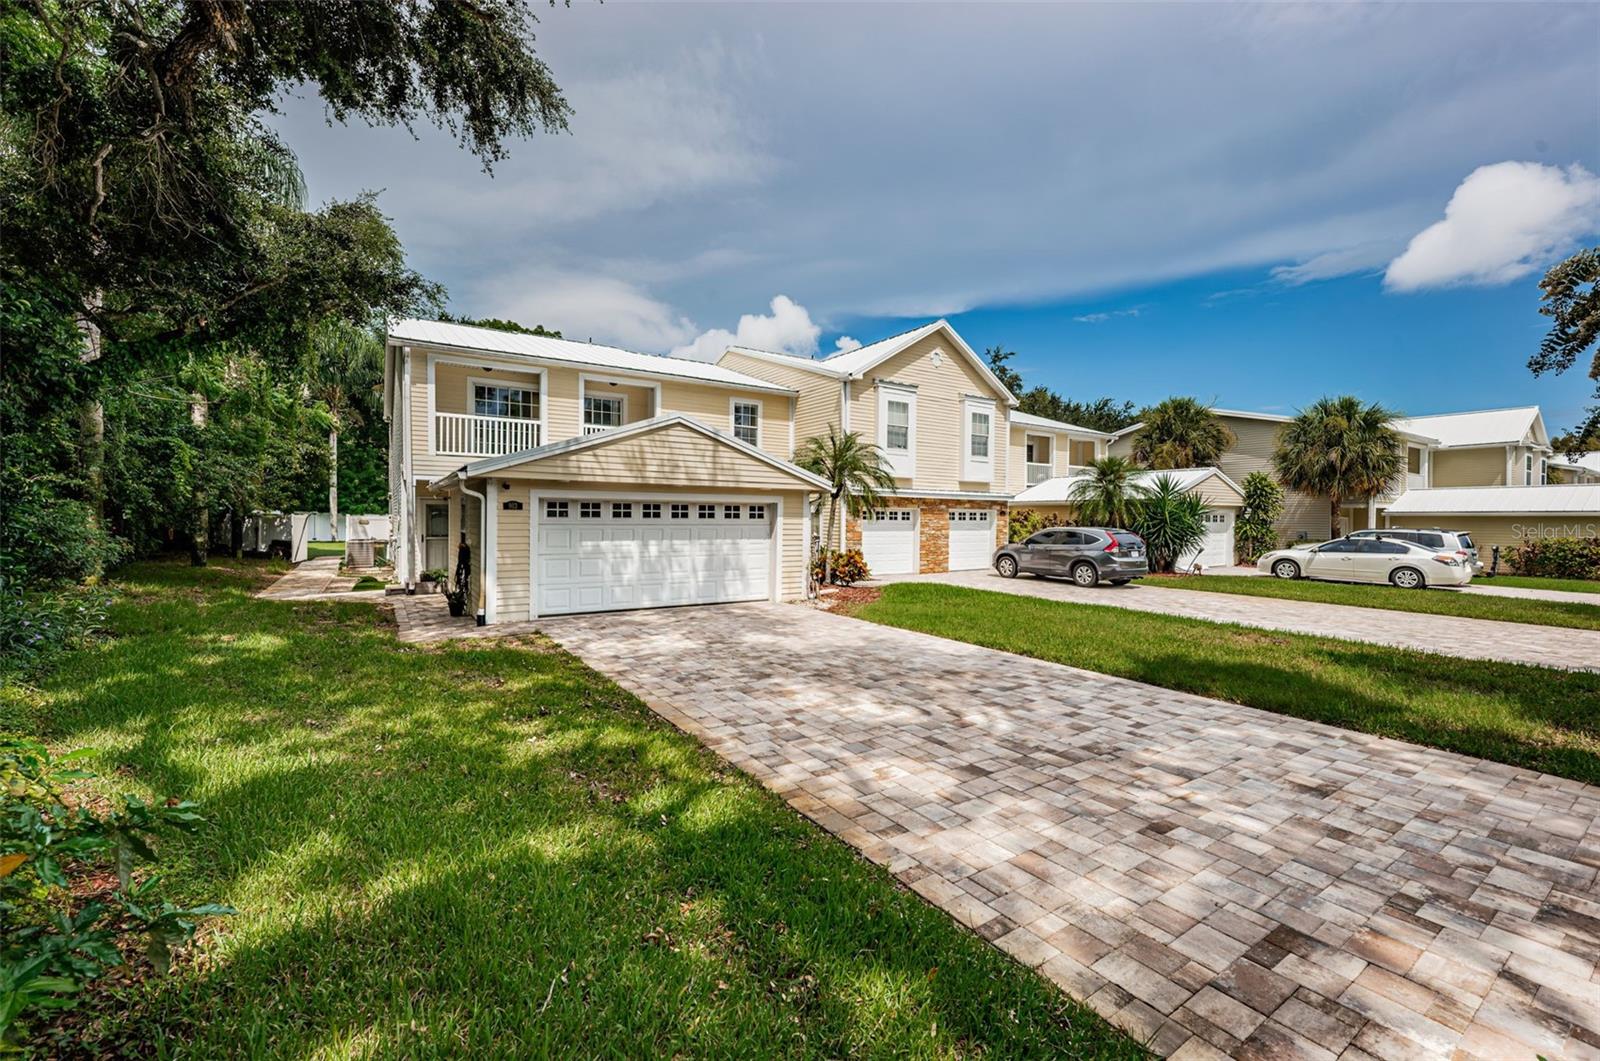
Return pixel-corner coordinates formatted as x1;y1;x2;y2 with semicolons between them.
1272;396;1404;537
1067;456;1145;528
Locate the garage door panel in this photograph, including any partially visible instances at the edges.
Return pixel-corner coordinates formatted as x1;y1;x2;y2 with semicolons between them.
861;509;917;576
536;496;774;616
949;509;995;571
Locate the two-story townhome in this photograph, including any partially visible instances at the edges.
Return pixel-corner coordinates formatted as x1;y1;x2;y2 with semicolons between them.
384;318;829;623
1009;411;1115;488
719;321;1018;575
1390;406;1555;488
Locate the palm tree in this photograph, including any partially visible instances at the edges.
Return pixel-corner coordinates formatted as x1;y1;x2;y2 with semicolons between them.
309;320;383;539
1131;397;1235;469
1067;456;1145;528
1132;474;1208;573
795;428;898;583
1272;396;1404;537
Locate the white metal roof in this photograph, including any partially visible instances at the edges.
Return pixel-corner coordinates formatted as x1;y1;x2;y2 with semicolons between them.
1549;451;1600;474
1009;410;1117;439
1012;466;1243;505
1390;406;1546;449
426;414;830;490
388;318;796;395
721;319;1018;404
1384;484;1600;516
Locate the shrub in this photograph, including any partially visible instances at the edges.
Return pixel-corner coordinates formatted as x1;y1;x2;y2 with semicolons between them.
1131;475;1208;573
812;549;871;586
1234;472;1284;564
0;740;233;1047
1007;508;1069;543
1507;536;1600;580
420;568;448;582
0;583;112;683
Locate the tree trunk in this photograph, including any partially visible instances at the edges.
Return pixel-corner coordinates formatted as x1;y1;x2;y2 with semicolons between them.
328;424;339;541
189;393;208;566
229;509;244;558
76;301;107;574
823;491;841;585
1329;495;1341;538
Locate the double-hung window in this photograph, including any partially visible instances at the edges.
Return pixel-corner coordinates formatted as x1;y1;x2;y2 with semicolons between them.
731;400;760;446
969;412;990;458
961;398;994;482
886;400;910;450
474;383;535;419
877;384;916;478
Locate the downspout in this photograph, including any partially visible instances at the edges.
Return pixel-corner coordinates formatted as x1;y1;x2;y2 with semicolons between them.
839;379;851;551
400;346;416;591
459;478;493;626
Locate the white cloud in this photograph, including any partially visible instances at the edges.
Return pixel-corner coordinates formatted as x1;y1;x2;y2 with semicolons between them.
1271;241;1398;285
1384;162;1600;292
480;270;697;351
1072;308;1142;324
669;295;823;363
832;336;862;353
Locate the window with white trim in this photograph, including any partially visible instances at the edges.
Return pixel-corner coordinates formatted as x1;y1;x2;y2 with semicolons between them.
732;400;760;446
545;501;569;518
1069;439;1097;466
698;504;716;519
969;411;990;458
671;503;688;519
1525;453;1534;485
642;503;661;519
580;501;602;518
748;504;767;520
583;395;624;430
612;502;632;519
723;504;740;520
474;383;536;419
886;399;910;451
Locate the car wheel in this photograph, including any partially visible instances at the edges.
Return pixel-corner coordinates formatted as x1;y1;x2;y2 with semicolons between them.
1271;559;1301;580
1071;561;1100;587
1390;566;1424;590
996;555;1019;579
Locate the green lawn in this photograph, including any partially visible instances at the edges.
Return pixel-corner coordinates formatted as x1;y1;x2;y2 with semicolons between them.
850;583;1600;785
1131;572;1600;629
1482;574;1600;595
305;540;345;558
10;559;1136;1058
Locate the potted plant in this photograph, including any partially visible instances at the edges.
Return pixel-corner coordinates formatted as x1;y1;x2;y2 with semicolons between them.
418;568;447;594
444;583;468;617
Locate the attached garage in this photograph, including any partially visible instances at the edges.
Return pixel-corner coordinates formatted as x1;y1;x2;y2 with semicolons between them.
1184;510;1235;570
427;416;826;622
535;496;774;615
1382;484;1600;568
948;508;997;570
860;509;918;575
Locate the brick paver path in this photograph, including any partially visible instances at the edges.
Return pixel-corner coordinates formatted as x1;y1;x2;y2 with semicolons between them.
539;603;1600;1060
886;570;1600;672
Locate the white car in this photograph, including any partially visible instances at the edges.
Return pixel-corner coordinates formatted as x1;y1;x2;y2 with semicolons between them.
1257;536;1472;589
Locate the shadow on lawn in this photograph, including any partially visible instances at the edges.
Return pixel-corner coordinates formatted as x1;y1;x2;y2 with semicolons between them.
40;563;1137;1058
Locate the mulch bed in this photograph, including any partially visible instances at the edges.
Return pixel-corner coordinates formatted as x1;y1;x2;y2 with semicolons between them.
815;585;882;613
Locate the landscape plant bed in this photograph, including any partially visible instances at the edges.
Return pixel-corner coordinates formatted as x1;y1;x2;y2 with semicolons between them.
11;558;1139;1058
1129;571;1600;630
847;582;1600;785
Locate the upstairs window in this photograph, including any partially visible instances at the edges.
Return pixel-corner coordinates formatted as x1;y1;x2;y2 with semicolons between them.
886;399;910;451
969;411;990;458
474;384;536;419
732;400;761;446
1406;447;1422;474
583;395;624;430
1069;439;1097;466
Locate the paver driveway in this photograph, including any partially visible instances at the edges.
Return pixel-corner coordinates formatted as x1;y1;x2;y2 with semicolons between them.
538;603;1600;1060
884;570;1600;672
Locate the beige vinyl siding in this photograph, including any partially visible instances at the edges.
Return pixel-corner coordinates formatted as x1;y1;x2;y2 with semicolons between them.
1211;415;1330;542
1192;476;1245;508
1433;447;1508;487
846;332;1012;494
580;380;655;427
494;491;531;620
718;351;840;459
486;425;810;491
657;380;793;460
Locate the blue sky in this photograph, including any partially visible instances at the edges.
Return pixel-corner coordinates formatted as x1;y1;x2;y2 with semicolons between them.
272;2;1600;434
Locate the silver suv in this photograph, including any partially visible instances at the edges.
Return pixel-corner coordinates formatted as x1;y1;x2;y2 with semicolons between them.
1349;528;1481;574
993;527;1148;587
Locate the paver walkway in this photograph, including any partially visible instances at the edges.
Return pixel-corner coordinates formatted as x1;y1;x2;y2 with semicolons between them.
538;603;1600;1061
883;570;1600;672
257;556;383;602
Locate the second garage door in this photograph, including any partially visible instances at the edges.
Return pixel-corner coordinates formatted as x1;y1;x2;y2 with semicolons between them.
860;509;917;576
948;508;995;570
536;498;772;616
1180;510;1235;570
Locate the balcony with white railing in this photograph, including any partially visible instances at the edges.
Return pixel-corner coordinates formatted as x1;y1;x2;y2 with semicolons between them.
1026;462;1053;485
434;412;541;457
583;422;616;437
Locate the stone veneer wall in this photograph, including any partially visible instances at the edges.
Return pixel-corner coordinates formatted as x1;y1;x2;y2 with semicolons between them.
845;497;1009;575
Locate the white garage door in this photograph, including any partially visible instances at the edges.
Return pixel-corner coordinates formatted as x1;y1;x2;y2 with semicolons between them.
860;509;917;576
536;498;772;616
1180;510;1235;570
948;508;995;570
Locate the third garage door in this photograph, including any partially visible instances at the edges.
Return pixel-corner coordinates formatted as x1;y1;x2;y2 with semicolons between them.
947;508;995;570
860;509;917;576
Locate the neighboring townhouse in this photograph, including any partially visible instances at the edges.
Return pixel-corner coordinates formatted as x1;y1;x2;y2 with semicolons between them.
1390;406;1554;488
719;320;1018;575
1548;451;1600;484
1382;484;1600;562
1009;411;1115;487
384;318;828;623
1012;467;1245;568
1111;410;1341;543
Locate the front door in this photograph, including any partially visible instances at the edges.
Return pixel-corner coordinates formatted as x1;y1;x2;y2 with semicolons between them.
423;502;450;573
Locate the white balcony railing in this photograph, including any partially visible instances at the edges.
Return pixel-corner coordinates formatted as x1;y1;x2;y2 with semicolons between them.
1026;462;1053;485
435;412;541;457
583;422;618;436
